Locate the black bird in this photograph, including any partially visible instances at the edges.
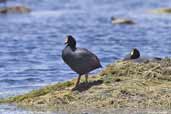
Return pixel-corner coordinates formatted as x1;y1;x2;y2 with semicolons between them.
62;35;102;88
123;48;140;60
123;48;162;62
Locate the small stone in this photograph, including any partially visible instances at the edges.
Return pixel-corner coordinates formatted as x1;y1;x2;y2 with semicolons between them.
111;17;135;25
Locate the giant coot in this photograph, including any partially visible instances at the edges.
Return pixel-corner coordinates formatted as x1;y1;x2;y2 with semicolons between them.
123;48;162;63
123;48;140;60
62;35;102;88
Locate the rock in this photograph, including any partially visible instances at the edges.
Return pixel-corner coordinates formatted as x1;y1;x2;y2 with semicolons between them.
148;8;171;14
111;17;135;25
0;5;31;14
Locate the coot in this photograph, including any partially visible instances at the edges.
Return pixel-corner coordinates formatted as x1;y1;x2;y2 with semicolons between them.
62;35;102;88
123;48;162;63
123;48;140;60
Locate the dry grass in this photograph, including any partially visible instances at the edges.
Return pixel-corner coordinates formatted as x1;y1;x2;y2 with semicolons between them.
1;58;171;111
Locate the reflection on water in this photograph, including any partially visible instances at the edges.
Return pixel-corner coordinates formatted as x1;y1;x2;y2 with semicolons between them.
0;0;171;113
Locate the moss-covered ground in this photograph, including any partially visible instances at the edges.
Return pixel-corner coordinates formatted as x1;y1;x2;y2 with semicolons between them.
1;59;171;112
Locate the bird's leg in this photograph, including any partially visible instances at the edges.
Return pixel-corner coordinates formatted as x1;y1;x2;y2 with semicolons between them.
75;74;81;87
85;73;88;83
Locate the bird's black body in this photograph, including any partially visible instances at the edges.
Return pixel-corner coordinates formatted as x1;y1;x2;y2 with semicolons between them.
62;35;102;88
62;46;101;75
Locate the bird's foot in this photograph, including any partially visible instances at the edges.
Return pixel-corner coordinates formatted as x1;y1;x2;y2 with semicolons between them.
71;86;78;91
71;83;79;91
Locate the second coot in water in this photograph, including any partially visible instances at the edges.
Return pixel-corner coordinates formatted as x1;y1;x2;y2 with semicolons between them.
62;35;102;88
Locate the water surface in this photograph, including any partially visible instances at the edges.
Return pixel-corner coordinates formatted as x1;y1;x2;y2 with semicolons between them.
0;0;171;113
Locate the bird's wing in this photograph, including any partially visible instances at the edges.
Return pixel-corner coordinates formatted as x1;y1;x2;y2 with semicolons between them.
75;48;96;59
75;48;101;66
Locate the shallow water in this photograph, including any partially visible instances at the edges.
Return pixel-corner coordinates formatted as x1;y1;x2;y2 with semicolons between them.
0;0;171;113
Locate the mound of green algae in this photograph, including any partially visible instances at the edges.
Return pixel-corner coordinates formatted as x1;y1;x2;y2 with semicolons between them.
0;58;171;111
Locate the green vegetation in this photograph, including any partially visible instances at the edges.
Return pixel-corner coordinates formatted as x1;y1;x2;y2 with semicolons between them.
1;59;171;111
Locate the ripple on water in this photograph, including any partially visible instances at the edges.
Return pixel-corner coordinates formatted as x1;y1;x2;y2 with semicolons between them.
0;0;171;113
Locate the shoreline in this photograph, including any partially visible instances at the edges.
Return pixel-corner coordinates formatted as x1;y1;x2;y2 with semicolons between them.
0;58;171;112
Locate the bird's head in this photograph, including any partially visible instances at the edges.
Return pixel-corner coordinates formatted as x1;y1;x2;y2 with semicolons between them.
65;35;76;48
111;16;116;20
130;48;140;59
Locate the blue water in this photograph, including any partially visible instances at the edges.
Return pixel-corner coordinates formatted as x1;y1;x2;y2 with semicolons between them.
0;0;171;113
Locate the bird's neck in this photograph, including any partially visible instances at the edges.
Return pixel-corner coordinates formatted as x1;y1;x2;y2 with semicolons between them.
66;45;76;51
